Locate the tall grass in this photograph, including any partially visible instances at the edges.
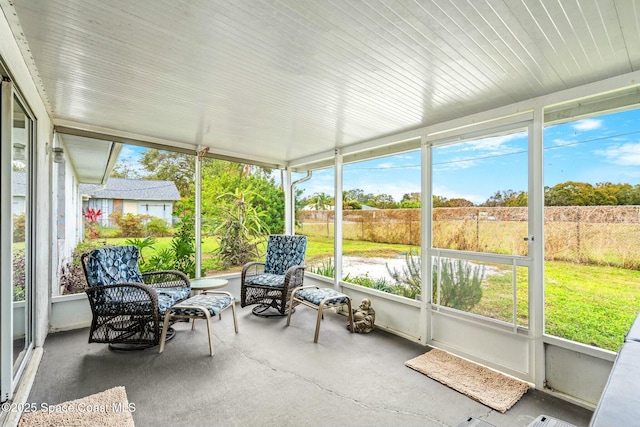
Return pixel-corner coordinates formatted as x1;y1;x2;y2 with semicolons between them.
298;207;640;269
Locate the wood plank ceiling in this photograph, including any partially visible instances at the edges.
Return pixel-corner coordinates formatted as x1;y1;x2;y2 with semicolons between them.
5;0;640;169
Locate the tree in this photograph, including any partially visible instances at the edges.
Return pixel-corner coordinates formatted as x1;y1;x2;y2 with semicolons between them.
506;192;528;207
484;189;522;207
110;156;143;179
595;182;640;205
250;174;285;233
200;159;285;235
139;149;195;198
400;192;421;208
445;198;474;207
308;192;333;210
370;193;397;209
344;188;375;205
432;195;449;208
342;191;362;210
545;181;616;206
344;188;365;203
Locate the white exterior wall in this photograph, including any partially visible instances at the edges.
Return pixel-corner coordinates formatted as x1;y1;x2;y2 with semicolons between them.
123;200;138;214
51;147;82;296
136;201;173;225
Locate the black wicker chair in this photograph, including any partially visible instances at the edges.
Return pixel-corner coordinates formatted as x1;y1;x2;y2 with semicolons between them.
81;245;191;350
241;235;307;317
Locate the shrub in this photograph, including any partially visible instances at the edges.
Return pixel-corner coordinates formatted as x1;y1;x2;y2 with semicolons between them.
344;272;418;298
125;215;199;278
387;249;421;298
147;248;176;272
12;249;25;301
433;258;484;311
13;214;25;243
213;189;265;268
59;239;108;295
170;213;197;277
124;237;156;265
146;218;171;237
110;212;149;237
386;249;485;308
344;273;395;293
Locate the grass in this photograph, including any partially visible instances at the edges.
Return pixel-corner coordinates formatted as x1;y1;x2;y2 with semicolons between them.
443;260;640;351
305;236;416;263
93;234;640;352
543;261;640;351
471;264;529;327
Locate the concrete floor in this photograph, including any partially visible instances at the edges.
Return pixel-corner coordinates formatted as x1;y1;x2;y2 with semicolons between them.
26;304;593;427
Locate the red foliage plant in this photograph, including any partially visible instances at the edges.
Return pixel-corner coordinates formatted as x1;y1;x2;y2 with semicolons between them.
83;207;102;222
83;207;102;239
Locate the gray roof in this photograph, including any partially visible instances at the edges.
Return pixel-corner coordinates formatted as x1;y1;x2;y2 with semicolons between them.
80;178;181;201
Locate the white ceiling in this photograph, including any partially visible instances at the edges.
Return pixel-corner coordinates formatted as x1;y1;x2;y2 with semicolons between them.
5;0;640;177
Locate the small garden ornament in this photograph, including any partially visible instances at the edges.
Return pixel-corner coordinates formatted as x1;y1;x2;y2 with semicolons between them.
348;298;375;333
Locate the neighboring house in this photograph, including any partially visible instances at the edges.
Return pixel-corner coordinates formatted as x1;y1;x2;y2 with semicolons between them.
80;178;181;226
12;171;26;216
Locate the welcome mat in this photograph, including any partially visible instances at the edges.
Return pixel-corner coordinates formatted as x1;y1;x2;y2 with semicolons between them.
405;349;529;413
18;386;135;427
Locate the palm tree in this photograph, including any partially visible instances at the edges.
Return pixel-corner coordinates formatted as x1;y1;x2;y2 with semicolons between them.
312;192;332;210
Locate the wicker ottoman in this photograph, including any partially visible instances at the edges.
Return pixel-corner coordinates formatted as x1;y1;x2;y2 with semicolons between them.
159;291;238;356
286;286;354;343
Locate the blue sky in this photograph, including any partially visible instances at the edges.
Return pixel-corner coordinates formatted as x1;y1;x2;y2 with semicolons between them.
295;108;640;204
116;108;640;205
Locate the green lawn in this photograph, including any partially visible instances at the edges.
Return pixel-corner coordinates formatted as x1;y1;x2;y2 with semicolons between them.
471;261;640;351
99;235;640;352
543;261;640;351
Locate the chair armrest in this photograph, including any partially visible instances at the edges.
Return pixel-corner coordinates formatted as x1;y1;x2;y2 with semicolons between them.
203;290;236;299
283;264;306;290
85;283;159;315
242;262;266;282
142;270;190;289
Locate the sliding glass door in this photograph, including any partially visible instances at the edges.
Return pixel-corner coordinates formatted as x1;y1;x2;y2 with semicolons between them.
1;79;35;401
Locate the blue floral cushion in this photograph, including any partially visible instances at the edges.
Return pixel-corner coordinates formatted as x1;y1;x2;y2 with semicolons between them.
157;293;176;314
170;294;234;317
157;287;191;304
245;273;285;288
263;235;307;275
296;288;349;305
85;246;144;287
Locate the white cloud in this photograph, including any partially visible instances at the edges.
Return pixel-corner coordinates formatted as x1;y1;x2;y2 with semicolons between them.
393;153;416;160
375;162;396;169
457;132;525;152
573;119;602;131
595;143;640;166
433;157;480;171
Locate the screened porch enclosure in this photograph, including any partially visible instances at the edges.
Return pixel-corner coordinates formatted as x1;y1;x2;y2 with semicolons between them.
1;1;640;424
